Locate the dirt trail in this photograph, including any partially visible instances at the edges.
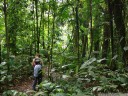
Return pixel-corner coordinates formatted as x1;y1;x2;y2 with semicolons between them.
9;78;33;92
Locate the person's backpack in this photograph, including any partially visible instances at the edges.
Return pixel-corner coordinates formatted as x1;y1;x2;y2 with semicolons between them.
38;69;42;78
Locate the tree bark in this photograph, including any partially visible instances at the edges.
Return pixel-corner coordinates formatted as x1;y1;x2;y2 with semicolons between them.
47;2;50;51
0;42;1;63
88;0;93;59
47;1;50;80
102;8;110;64
35;0;39;53
32;0;36;53
51;0;56;66
94;40;99;58
113;0;128;66
4;0;10;72
42;2;45;49
75;0;79;63
107;0;117;70
81;30;87;58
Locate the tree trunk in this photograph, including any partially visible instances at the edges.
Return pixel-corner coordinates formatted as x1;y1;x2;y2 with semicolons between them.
102;8;110;64
107;0;117;70
35;0;39;53
32;0;36;54
42;2;45;49
113;0;128;66
94;40;99;58
81;30;87;58
75;0;79;63
39;8;42;49
88;0;93;59
47;2;50;51
51;0;56;67
0;42;1;63
40;4;46;49
47;1;50;80
4;0;10;71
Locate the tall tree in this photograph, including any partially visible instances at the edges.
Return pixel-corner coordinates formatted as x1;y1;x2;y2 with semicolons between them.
41;1;45;49
51;0;56;65
3;0;10;72
75;0;80;63
88;0;93;59
9;1;17;55
79;0;89;59
107;0;116;69
113;0;128;66
102;1;111;63
35;0;39;53
93;6;101;58
0;38;1;63
81;24;88;58
47;0;51;79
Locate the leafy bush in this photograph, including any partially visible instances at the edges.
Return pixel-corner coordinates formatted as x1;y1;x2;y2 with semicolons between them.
2;90;28;96
78;57;128;93
0;55;32;92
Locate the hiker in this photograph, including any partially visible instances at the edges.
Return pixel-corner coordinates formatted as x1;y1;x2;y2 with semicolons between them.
32;58;42;91
32;53;43;67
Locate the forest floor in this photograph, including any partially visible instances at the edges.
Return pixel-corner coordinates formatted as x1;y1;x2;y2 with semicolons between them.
9;77;33;92
6;77;128;96
1;65;128;96
6;80;128;96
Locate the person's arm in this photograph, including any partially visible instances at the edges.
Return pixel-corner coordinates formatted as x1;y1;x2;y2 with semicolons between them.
32;58;35;67
34;66;38;77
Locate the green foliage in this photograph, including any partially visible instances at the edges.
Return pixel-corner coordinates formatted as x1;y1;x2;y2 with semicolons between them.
0;0;128;95
79;58;128;93
0;62;12;85
80;57;96;69
0;55;32;91
2;90;28;96
58;5;70;20
36;79;92;96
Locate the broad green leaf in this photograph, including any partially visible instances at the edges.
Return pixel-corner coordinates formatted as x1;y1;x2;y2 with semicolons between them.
117;77;126;83
53;88;64;93
62;75;70;79
100;76;108;83
7;75;12;81
89;71;95;77
26;90;35;94
124;46;128;51
93;86;103;92
112;55;118;60
80;25;88;35
97;58;107;63
80;58;96;69
13;91;18;96
34;92;44;96
61;64;75;69
1;70;7;74
0;76;6;82
120;83;127;87
109;84;118;89
51;93;66;96
0;62;6;67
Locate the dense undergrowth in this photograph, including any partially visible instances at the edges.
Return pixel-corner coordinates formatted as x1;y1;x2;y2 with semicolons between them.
1;56;128;96
0;55;32;94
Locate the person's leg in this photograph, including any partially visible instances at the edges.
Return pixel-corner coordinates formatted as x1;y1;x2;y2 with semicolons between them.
32;77;37;91
38;77;42;84
38;72;42;84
